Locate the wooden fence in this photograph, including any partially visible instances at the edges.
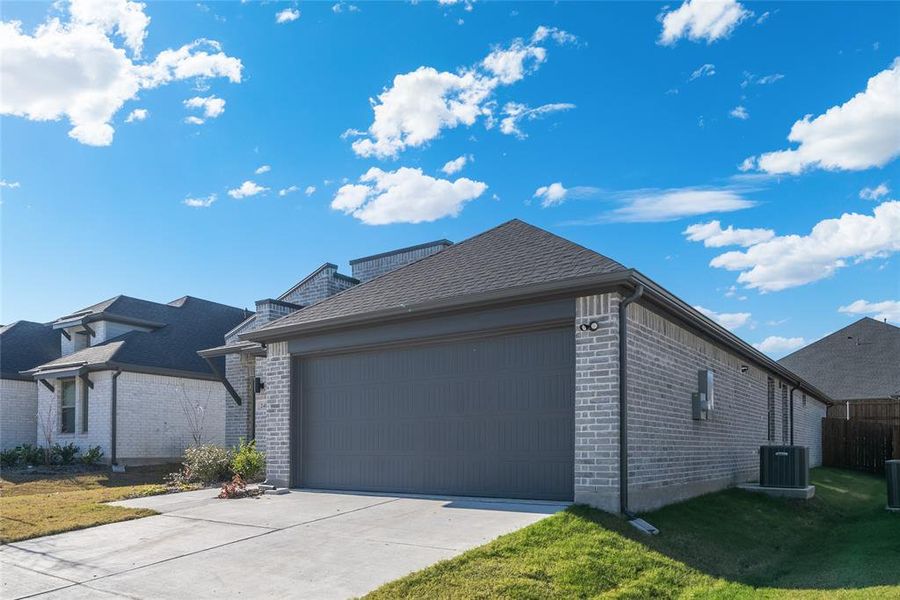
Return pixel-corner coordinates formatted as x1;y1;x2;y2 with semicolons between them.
822;418;895;474
826;399;900;424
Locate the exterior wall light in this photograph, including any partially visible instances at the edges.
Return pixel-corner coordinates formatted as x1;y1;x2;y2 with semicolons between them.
740;365;749;374
579;321;600;331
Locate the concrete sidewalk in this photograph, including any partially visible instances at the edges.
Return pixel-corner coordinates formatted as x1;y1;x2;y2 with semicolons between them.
1;489;566;599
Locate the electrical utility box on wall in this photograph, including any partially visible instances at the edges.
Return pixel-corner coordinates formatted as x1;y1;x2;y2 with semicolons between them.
692;369;714;420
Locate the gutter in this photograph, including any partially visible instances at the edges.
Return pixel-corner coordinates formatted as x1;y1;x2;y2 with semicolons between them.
618;284;644;517
790;387;795;446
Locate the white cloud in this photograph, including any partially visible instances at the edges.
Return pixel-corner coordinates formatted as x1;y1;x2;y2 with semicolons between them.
0;179;21;188
658;0;750;46
255;165;271;175
349;26;574;158
860;183;890;200
124;108;148;122
304;185;316;196
441;155;471;175
684;220;775;247
608;187;756;223
838;299;900;323
741;72;784;88
499;102;575;138
275;8;300;23
730;105;749;120
183;193;216;208
753;336;806;355
531;26;577;45
184;115;205;125
184;95;225;118
331;2;359;13
0;4;242;146
689;63;716;81
708;200;900;291
534;182;568;207
69;0;150;58
278;185;299;197
331;167;487;225
228;180;269;199
747;59;900;174
694;306;752;331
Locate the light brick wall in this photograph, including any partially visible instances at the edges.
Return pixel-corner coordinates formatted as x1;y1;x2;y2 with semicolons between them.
260;341;290;486
280;265;357;306
793;391;827;467
624;302;794;511
37;371;113;458
116;372;225;462
2;379;37;449
36;370;225;464
574;293;621;512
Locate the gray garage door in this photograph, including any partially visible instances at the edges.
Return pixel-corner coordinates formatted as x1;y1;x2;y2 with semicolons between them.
296;327;574;501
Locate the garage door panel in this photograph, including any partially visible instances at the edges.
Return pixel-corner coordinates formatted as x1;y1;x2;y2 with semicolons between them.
299;327;574;500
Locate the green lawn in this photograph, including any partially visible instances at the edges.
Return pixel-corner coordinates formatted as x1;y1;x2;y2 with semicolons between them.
0;464;177;543
367;468;900;599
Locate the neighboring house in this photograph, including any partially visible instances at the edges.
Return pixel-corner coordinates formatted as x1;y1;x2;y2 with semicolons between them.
236;220;830;513
1;321;60;450
198;240;452;448
780;317;900;405
23;295;249;465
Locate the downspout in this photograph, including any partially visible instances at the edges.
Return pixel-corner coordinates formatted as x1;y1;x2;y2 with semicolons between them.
111;369;122;467
619;284;644;517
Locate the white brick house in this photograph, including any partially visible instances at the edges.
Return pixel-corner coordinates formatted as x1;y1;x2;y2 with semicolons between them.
237;220;830;513
1;321;60;450
23;296;248;465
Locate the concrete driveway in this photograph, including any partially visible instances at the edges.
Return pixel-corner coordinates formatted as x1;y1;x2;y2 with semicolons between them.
1;489;566;599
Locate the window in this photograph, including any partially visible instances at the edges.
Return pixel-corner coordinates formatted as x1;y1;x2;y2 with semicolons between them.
60;379;76;434
766;377;775;442
81;378;90;433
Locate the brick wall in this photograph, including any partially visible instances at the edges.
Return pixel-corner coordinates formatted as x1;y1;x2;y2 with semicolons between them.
350;242;451;282
2;379;37;449
574;293;621;512
624;301;807;511
224;353;255;447
116;372;225;462
793;391;827;467
280;265;357;306
260;341;291;486
36;370;225;464
37;371;113;459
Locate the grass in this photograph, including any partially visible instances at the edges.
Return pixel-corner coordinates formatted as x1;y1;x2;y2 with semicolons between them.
367;468;900;599
0;464;177;543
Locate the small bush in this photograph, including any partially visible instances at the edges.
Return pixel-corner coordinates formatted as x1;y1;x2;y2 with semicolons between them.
52;442;80;465
80;445;104;466
231;438;265;481
17;444;44;466
0;448;19;468
182;444;232;484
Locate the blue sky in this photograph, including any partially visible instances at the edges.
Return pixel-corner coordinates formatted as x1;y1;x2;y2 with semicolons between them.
2;0;898;357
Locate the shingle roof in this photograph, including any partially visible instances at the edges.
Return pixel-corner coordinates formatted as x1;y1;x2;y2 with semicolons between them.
0;321;61;380
252;219;627;334
779;318;900;401
30;296;249;378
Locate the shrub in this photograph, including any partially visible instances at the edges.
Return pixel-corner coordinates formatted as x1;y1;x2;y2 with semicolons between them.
0;448;18;468
231;438;265;481
182;444;232;484
80;445;104;466
17;444;44;466
51;442;80;465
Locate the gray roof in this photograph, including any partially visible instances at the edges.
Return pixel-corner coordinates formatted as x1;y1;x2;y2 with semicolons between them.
30;296;249;378
0;321;61;380
250;219;627;335
779;318;900;401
